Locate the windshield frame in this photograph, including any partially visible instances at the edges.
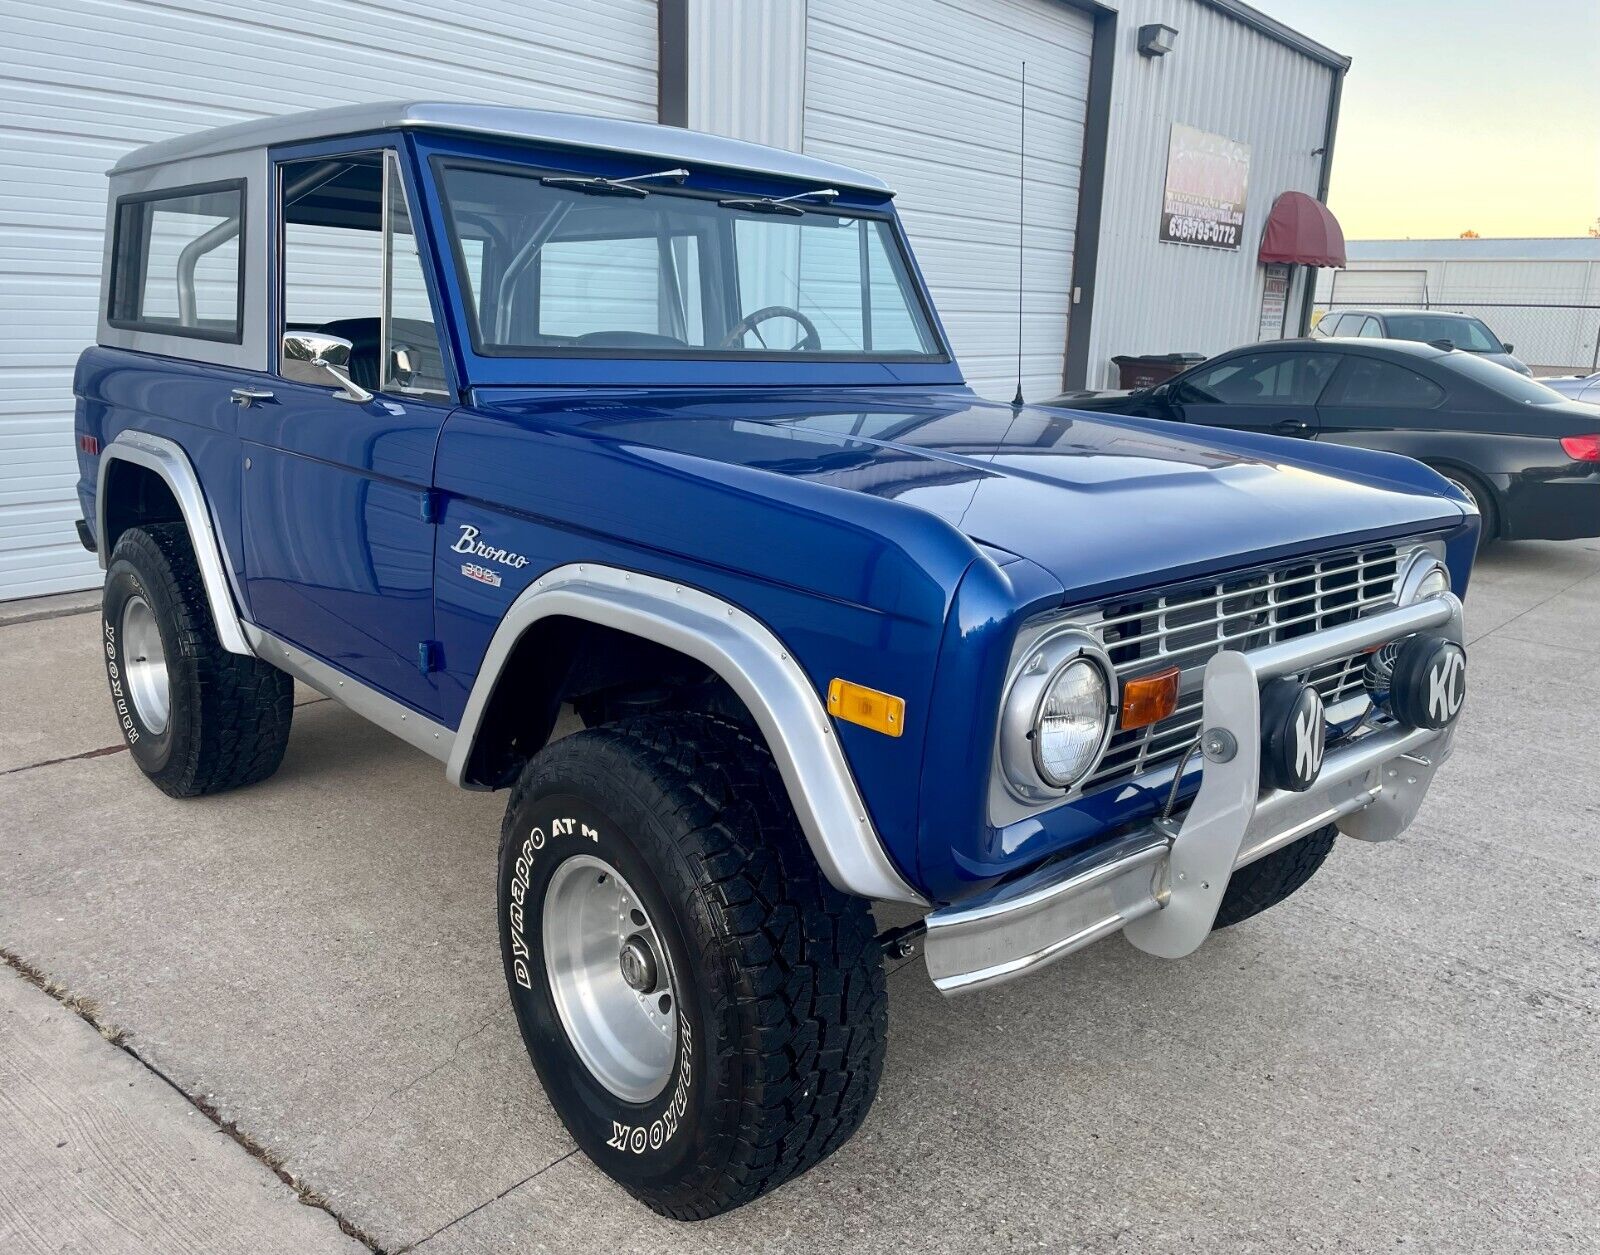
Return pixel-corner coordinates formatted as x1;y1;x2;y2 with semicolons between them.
429;153;952;367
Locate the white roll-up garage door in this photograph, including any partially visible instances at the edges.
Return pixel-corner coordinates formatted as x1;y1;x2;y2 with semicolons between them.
0;0;657;602
803;0;1093;402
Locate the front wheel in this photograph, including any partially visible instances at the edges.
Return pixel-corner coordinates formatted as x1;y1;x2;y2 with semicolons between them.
1212;823;1337;930
497;714;887;1219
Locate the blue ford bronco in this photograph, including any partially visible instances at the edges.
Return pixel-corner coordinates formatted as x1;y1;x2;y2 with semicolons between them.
74;103;1474;1218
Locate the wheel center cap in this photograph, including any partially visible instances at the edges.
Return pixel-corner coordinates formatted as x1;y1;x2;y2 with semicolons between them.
618;934;658;993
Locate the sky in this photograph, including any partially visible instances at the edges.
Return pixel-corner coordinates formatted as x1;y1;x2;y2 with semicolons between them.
1264;0;1600;240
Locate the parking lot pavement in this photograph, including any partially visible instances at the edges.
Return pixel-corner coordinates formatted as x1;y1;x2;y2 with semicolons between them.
1;538;1597;1254
0;965;365;1255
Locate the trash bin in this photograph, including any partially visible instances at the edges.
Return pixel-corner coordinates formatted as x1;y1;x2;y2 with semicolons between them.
1111;352;1207;390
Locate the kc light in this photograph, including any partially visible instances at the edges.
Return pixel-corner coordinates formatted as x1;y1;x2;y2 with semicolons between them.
999;631;1117;800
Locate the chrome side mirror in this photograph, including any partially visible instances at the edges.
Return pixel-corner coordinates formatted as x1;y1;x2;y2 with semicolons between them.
390;343;417;389
281;331;373;403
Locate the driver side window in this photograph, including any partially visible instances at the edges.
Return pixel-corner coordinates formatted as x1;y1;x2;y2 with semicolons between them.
279;151;448;396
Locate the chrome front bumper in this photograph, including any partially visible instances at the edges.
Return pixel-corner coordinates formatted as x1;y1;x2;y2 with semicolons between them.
924;593;1464;995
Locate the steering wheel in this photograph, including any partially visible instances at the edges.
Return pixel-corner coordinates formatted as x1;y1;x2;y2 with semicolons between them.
718;305;822;352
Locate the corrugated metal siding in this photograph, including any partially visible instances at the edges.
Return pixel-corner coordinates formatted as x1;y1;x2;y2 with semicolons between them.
0;0;657;601
685;0;807;150
1085;0;1336;388
804;0;1095;401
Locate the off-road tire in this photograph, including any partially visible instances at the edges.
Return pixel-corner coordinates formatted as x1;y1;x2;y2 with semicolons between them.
101;523;293;797
496;713;888;1219
1212;822;1337;930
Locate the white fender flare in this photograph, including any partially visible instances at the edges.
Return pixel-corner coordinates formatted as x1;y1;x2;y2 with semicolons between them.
449;564;927;906
97;431;254;657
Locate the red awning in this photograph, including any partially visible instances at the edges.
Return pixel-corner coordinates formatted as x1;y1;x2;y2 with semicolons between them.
1259;191;1346;268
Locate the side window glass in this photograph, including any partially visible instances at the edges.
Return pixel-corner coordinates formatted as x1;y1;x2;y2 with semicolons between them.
382;152;449;396
1316;313;1344;337
1324;358;1446;408
1358;317;1384;338
107;183;244;341
1177;353;1328;406
282;155;382;368
280;153;447;396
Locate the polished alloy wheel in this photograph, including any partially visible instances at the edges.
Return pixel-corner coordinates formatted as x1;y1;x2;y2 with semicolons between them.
1444;475;1481;518
120;594;170;735
542;853;677;1102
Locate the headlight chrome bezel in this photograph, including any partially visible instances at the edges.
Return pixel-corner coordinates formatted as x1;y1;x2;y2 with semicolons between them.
997;629;1118;803
1397;547;1451;606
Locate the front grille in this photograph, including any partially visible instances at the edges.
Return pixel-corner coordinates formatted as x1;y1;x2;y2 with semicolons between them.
1077;543;1404;793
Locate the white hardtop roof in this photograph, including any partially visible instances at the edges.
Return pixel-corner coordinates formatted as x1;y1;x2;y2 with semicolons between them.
109;100;893;194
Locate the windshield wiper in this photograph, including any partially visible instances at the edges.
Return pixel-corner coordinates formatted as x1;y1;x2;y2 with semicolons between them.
540;167;689;198
718;187;839;215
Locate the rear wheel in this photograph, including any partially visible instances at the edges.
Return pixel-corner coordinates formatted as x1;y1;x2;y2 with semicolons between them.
497;713;887;1219
1436;468;1497;543
101;524;293;797
1212;823;1337;930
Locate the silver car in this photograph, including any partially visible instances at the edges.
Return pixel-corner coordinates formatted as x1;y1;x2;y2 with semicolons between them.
1313;307;1531;375
1540;370;1600;405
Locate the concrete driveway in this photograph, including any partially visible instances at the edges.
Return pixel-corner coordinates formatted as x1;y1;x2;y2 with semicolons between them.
2;539;1597;1253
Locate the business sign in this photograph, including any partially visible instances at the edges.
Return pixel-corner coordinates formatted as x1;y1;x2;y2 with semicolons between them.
1258;263;1291;339
1160;124;1251;251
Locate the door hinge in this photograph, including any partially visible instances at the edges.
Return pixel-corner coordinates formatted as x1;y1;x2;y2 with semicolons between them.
419;489;444;524
417;640;443;674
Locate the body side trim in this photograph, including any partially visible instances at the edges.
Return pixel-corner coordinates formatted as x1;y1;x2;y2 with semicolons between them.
448;563;928;906
243;625;455;760
97;431;253;656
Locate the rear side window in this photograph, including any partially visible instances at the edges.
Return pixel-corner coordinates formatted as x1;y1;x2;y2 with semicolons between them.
1323;356;1446;408
107;181;245;343
1177;351;1338;406
1315;313;1345;337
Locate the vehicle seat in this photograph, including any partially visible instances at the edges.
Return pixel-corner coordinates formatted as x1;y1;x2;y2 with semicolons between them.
318;317;382;391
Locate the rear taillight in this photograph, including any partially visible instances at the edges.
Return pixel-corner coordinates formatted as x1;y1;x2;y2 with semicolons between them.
1560;434;1600;462
78;434;100;455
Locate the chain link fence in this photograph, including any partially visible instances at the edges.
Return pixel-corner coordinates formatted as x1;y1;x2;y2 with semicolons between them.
1311;300;1600;377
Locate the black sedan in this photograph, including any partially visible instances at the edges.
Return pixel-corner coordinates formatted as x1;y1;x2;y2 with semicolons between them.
1058;338;1600;543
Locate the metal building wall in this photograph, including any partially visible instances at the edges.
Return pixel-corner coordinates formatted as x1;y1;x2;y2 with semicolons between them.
1083;0;1337;388
0;0;657;601
682;0;807;150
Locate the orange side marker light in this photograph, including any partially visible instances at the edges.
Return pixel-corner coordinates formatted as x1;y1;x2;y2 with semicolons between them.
827;679;906;738
1119;665;1180;731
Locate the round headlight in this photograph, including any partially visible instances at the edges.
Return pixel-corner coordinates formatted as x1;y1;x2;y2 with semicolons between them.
998;630;1118;802
1415;565;1450;601
1398;550;1451;605
1033;658;1111;787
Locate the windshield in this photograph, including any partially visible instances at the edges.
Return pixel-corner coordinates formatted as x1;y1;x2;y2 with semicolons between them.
435;162;942;359
1447;351;1568;404
1382;313;1502;353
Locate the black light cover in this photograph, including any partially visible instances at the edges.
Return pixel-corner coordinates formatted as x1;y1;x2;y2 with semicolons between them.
1259;678;1326;793
1388;634;1467;731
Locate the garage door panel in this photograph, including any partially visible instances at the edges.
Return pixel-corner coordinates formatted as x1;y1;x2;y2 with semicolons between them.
806;0;1092;402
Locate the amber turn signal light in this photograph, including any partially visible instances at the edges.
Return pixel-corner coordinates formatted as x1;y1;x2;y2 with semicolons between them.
827;679;906;738
1119;665;1179;731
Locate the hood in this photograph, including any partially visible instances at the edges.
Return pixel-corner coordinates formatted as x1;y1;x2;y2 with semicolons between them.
475;387;1471;599
1471;350;1531;376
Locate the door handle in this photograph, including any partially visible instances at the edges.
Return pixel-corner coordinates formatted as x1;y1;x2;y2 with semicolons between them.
1274;418;1311;435
230;387;275;409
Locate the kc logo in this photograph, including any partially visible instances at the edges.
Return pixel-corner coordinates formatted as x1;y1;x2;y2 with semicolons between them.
1293;702;1326;781
1427;649;1465;724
